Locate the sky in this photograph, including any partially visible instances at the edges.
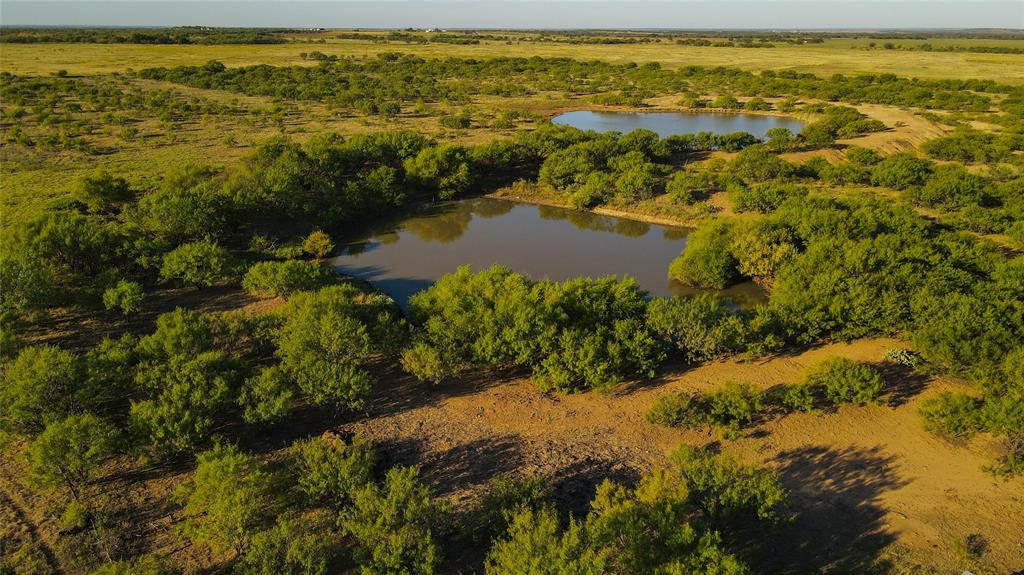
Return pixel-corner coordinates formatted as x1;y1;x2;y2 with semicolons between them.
1;1;1022;30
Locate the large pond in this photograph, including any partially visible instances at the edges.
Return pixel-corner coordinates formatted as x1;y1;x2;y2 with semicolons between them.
332;198;765;308
552;110;805;138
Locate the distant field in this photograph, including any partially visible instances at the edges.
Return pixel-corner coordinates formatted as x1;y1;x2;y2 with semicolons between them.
3;37;1024;83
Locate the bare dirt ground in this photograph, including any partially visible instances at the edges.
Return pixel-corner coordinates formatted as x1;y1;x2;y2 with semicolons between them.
343;337;1024;574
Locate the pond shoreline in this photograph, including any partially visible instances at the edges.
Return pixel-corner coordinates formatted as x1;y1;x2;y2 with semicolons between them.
486;191;698;228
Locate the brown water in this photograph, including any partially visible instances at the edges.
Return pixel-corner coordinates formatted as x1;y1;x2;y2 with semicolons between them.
332;198;765;308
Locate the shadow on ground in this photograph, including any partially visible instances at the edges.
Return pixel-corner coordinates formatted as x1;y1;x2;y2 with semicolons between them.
753;444;909;574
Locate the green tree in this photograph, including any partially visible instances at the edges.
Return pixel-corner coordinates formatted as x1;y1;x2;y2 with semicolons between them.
137;308;215;360
870;152;934;189
802;357;884;405
26;413;120;500
276;286;404;410
486;507;606;575
302;230;335;258
290;434;377;507
103;280;144;315
242;260;333;299
668;221;737;289
0;345;81;435
74;171;133;213
131;351;240;454
239;512;340;575
404;144;472;200
340;466;443;575
646;295;742;364
174;443;277;555
159;240;235;288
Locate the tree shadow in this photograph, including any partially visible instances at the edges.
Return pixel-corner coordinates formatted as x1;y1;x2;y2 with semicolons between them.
372;434;526;498
548;456;642;521
362;362;524;420
873;362;930;408
754;444;909;574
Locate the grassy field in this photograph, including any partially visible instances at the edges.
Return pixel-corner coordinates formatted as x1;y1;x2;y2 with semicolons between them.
3;37;1024;82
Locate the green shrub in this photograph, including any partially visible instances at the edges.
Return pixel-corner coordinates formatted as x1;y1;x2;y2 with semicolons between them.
74;171;133;212
730;145;794;181
486;507;605;575
802;358;884;405
744;97;770;111
26;412;120;499
275;285;405;410
290;434;376;507
242;260;333;298
467;474;549;542
405;266;662;392
907;164;989;209
440;113;471;129
103;280;144;315
130;351;241;454
775;384;817;413
668;221;737;289
845;146;882;166
711;94;741;109
647;381;763;437
870;152;934;189
159;240;235;288
238;366;296;424
0;345;81;435
646;295;742;363
340;466;443;575
301;230;335;259
919;391;984;437
174;443;277;555
667;446;787;523
706;381;765;437
239;512;340;575
730;182;808;213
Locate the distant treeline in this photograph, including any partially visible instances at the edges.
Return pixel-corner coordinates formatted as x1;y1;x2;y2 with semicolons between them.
859;42;1024;55
0;27;292;44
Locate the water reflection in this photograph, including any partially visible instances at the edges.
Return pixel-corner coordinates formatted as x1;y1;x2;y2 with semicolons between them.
552;110;806;139
333;198;767;308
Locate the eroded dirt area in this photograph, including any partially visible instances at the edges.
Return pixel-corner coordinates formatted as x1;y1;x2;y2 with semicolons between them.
343;338;1024;574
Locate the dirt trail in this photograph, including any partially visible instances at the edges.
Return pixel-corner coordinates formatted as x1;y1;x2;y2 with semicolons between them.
345;337;1024;573
0;468;64;575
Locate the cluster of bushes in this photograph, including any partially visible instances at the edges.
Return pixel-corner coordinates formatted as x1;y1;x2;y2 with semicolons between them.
804;147;1023;243
538;129;675;208
1;73;248;153
921;127;1023;163
798;103;887;147
487;446;787;575
668;193;1023;355
137;55;1009;114
648;358;886;437
402;265;664;392
1;283;405;458
919;349;1023;475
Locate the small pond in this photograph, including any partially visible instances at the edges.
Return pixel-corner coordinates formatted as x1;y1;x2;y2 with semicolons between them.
332;198;766;308
552;110;805;138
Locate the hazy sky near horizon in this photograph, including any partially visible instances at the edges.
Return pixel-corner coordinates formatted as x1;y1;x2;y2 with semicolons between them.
1;1;1021;29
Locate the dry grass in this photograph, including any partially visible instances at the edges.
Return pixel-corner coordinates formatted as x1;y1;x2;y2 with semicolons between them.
2;37;1023;82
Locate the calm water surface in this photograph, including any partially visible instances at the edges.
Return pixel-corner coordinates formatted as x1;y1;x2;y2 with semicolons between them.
552;110;805;138
332;198;765;308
